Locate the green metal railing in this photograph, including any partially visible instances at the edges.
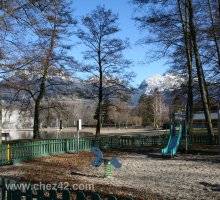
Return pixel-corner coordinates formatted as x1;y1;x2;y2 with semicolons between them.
190;134;219;145
0;134;219;200
0;134;219;165
0;144;9;165
10;137;93;164
0;178;134;200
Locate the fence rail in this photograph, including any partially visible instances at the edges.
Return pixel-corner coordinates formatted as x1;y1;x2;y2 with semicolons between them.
1;134;219;165
190;134;219;145
0;134;219;199
0;145;9;165
0;178;134;200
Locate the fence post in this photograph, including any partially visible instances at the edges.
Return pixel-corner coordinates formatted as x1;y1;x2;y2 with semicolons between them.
76;191;86;200
65;139;69;153
7;144;11;163
37;189;44;199
12;189;21;199
63;190;70;200
91;193;101;200
1;178;6;200
25;187;32;200
50;190;57;199
108;195;117;200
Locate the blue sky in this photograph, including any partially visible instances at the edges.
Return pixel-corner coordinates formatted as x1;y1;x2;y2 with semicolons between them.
72;0;168;87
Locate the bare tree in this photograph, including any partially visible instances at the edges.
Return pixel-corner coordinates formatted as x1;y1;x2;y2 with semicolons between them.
1;0;77;139
177;0;194;133
77;6;134;136
0;0;43;20
132;0;215;136
187;0;213;137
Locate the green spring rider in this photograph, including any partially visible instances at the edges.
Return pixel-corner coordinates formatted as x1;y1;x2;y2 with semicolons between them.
104;161;113;178
91;147;122;178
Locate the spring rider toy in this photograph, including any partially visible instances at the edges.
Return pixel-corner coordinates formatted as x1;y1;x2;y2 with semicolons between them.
91;146;122;178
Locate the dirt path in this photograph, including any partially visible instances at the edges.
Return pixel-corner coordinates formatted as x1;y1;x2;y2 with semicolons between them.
0;150;220;199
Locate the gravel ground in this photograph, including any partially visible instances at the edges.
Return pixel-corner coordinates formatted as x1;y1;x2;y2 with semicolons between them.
0;150;220;200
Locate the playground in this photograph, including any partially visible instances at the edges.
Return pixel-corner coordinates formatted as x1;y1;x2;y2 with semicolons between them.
0;123;219;199
0;148;220;200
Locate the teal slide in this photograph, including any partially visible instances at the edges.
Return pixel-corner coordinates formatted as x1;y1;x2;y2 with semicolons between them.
162;124;182;158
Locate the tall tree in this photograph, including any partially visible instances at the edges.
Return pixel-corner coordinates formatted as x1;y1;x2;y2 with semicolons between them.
1;0;77;139
77;6;133;136
132;0;214;136
138;94;154;127
177;0;194;133
0;0;43;20
207;0;220;67
187;0;213;137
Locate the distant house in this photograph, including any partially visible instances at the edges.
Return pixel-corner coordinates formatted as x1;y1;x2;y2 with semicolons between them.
193;112;218;128
193;98;219;128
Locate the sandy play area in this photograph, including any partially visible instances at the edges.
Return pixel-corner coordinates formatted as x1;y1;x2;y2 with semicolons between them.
0;149;220;200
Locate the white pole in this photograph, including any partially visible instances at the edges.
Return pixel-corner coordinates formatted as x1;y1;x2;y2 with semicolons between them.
77;119;82;152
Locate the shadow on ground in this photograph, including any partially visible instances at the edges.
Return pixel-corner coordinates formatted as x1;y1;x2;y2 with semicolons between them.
114;147;220;163
200;182;220;192
70;171;103;178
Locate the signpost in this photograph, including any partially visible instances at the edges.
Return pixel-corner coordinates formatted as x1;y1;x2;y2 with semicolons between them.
77;119;82;152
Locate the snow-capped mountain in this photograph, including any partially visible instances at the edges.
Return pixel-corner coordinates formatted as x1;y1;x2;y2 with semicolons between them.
131;73;187;105
139;73;186;95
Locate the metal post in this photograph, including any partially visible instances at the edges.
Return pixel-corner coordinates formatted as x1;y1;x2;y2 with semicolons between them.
7;144;10;162
77;129;79;152
185;104;188;154
185;116;188;153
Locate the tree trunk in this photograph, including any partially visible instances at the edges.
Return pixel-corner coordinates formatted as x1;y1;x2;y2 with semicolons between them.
218;0;220;18
32;19;56;139
33;100;41;139
95;101;102;137
188;36;194;133
207;0;220;68
177;0;194;133
188;0;214;137
95;48;103;137
0;102;2;145
218;102;220;154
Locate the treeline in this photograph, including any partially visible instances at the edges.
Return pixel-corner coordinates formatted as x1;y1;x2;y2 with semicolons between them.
1;1;219;139
0;1;133;138
132;0;220;137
